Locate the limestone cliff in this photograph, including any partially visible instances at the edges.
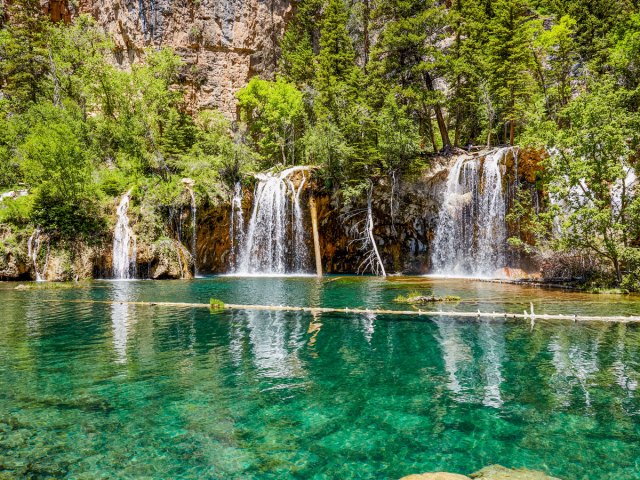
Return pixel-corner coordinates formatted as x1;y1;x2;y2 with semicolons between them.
71;0;293;117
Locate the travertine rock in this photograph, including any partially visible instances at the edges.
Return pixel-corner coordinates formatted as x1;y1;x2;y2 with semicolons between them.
470;465;562;480
76;0;294;117
401;473;471;480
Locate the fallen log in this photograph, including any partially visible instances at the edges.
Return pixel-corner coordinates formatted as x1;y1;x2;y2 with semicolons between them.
36;299;640;323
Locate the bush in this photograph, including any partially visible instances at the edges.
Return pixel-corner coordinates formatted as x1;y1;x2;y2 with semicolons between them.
0;194;34;225
31;188;106;240
621;248;640;292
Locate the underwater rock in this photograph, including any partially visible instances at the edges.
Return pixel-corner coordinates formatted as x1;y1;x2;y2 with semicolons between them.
401;465;562;480
400;473;471;480
470;465;561;479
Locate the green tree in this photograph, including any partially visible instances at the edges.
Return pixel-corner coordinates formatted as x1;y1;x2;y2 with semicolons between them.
315;0;361;118
18;103;103;238
532;15;578;120
445;0;489;147
279;0;323;85
0;0;51;108
486;0;537;145
547;78;639;283
237;77;306;167
370;0;451;151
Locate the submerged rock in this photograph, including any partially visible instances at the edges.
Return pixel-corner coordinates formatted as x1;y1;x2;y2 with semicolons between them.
400;465;562;480
401;473;470;480
470;465;561;479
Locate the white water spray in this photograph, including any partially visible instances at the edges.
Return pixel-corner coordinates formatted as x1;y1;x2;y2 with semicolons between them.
431;148;511;277
230;182;245;271
236;167;311;275
187;186;197;276
112;190;137;279
27;227;49;282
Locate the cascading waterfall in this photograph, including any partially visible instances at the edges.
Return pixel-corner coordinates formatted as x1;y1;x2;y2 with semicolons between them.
27;227;49;282
236;167;311;275
230;182;245;271
288;174;307;272
112;190;137;279
431;148;510;277
187;186;198;276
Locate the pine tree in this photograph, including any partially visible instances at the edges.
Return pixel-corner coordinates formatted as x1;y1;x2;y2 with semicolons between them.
279;0;323;86
370;0;451;151
486;0;536;145
315;0;361;117
445;0;489;147
0;0;51;109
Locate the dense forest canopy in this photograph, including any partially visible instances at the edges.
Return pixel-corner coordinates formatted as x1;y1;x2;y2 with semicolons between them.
0;0;639;288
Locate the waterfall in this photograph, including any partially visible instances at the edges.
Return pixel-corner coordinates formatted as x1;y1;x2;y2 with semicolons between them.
112;190;137;280
187;186;198;276
230;182;245;271
431;148;510;277
236;167;311;275
27;227;49;282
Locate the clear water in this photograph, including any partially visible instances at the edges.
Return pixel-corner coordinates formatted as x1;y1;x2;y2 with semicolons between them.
1;277;639;479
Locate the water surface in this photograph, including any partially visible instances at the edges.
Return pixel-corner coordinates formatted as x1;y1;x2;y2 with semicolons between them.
0;277;639;479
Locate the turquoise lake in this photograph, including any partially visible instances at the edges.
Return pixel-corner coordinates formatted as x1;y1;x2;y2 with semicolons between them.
0;276;639;479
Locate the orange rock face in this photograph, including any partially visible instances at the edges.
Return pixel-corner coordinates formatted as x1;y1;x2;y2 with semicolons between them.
74;0;293;117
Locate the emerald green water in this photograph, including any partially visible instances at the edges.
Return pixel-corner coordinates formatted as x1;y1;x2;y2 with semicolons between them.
1;277;639;479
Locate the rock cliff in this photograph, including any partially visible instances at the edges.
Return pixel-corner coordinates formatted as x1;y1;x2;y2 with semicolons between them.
70;0;293;117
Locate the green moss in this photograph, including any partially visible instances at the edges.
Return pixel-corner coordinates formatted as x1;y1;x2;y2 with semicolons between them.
394;292;461;304
14;282;91;290
209;298;225;311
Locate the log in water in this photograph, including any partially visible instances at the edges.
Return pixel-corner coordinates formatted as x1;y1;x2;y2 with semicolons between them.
41;299;640;323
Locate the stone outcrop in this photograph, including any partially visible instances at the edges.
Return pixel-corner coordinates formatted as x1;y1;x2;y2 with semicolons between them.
73;0;293;117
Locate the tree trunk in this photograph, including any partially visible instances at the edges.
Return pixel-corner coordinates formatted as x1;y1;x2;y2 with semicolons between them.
510;119;515;146
427;110;438;153
613;256;622;285
363;0;370;73
367;186;386;277
423;71;451;150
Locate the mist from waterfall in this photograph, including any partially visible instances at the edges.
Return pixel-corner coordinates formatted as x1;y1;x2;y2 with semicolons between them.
235;167;311;275
431;148;510;278
112;190;137;279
